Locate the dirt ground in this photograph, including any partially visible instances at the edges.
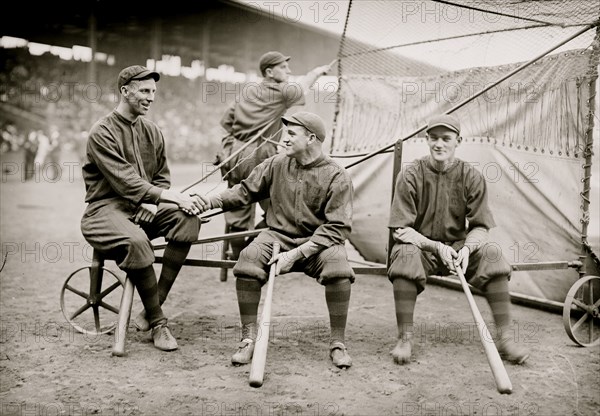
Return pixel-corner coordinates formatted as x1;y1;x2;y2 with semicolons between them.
1;156;599;416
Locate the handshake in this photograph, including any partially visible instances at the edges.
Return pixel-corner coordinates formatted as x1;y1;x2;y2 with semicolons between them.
160;190;218;216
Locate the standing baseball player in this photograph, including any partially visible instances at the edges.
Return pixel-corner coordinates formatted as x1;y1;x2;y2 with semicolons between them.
201;111;355;368
81;65;202;351
217;51;335;260
387;114;529;365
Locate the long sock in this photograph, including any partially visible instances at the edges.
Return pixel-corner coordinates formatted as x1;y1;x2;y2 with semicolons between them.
236;277;261;339
157;241;191;305
127;266;165;327
325;279;351;343
393;278;417;338
484;276;511;337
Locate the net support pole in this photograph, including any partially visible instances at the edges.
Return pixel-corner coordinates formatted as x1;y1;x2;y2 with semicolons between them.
580;24;600;275
331;0;353;153
344;22;599;170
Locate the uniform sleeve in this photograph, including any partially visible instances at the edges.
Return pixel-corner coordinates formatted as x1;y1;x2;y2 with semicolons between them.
310;170;353;247
87;125;161;205
388;165;419;229
219;156;273;210
151;130;171;189
465;168;496;230
281;82;306;108
144;129;170;204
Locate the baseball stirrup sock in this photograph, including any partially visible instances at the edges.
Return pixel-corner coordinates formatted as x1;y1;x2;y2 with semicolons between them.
484;277;511;335
157;241;192;305
128;266;165;327
325;279;351;343
236;277;261;331
393;278;417;338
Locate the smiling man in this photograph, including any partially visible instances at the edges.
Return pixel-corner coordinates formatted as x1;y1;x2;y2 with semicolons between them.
216;51;334;261
81;65;203;352
203;111;355;369
387;113;529;365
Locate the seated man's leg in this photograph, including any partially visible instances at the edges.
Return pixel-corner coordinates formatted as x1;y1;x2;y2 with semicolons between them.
466;242;528;364
230;230;293;364
387;243;438;364
133;202;201;330
81;202;177;351
224;204;256;260
244;198;270;247
301;245;355;368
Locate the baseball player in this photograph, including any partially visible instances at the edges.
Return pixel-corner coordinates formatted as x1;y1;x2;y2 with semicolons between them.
217;51;335;260
201;111;355;368
81;65;203;351
387;114;529;365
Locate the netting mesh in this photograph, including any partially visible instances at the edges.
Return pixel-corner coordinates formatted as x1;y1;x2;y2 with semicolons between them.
333;0;600;154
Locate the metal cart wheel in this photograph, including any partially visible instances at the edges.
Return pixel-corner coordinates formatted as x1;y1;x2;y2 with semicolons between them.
562;275;600;347
60;263;124;336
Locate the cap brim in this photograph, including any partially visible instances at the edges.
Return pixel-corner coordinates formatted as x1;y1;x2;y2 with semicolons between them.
426;123;459;133
281;116;299;126
132;70;160;82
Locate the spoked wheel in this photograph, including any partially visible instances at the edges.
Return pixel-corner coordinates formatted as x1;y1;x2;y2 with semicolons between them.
563;275;600;347
60;265;124;335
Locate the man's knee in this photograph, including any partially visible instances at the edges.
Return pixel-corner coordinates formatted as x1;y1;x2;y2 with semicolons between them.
468;242;511;289
126;233;153;252
318;246;355;284
387;243;426;281
160;205;201;242
232;242;269;283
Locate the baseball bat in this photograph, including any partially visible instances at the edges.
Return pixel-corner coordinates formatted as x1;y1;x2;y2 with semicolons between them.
249;242;281;387
455;262;512;394
112;276;135;357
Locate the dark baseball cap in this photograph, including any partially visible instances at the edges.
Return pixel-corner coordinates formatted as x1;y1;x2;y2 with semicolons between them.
117;65;160;90
259;51;290;75
282;111;326;142
425;114;461;134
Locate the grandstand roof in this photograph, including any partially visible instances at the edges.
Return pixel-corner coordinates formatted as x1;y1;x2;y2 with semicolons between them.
2;0;441;75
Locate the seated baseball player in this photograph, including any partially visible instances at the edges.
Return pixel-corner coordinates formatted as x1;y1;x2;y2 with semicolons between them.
81;65;203;351
198;111;355;368
387;113;529;365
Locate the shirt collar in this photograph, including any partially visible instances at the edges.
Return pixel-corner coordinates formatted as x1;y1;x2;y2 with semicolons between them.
112;109;139;126
425;157;459;174
297;154;326;169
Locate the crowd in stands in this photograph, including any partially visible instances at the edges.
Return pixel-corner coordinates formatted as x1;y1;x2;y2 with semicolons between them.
0;48;233;164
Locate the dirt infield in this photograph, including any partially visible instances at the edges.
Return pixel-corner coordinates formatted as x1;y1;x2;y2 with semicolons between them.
1;159;599;416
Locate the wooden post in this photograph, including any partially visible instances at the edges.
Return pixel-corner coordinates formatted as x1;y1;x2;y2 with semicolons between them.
387;139;403;268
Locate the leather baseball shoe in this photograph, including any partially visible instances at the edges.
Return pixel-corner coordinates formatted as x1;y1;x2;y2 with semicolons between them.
232;338;255;365
151;323;178;352
330;341;352;368
391;332;414;365
133;310;150;332
497;335;529;364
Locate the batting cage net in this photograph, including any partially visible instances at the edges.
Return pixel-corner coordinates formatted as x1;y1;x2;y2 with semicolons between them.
333;0;599;154
334;1;600;302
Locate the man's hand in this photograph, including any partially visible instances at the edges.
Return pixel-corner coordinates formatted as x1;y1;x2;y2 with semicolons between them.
268;248;303;275
191;193;211;213
160;190;208;215
455;246;470;274
314;59;336;76
436;242;459;274
133;203;157;224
